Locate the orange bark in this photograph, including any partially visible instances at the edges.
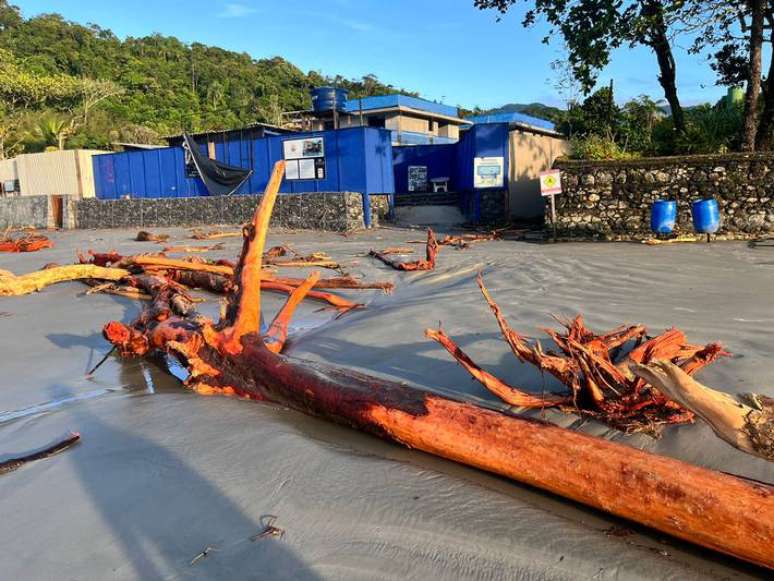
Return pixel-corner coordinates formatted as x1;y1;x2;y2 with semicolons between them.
102;161;773;569
264;272;321;353
370;229;438;271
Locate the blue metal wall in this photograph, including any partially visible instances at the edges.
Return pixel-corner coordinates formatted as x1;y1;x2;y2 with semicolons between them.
94;127;394;217
392;144;457;193
391;123;510;222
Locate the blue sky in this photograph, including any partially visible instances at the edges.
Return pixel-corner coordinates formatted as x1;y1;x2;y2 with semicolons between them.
14;0;730;109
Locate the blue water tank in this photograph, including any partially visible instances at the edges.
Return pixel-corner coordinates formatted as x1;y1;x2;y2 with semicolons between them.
651;200;677;234
311;87;349;113
691;198;721;233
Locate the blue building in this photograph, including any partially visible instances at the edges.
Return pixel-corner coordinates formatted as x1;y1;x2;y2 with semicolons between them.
286;94;471;146
93;126;395;227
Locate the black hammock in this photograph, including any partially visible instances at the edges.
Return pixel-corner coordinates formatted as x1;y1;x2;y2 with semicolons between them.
182;133;253;196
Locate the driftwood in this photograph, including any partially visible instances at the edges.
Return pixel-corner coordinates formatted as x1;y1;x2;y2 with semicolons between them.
135;230;169;242
427;274;728;433
438;232;500;249
0;233;53;253
0;433;81;475
0;264;129;296
191;228;242;240
631;360;774;460
370;229;438;271
264;245;340;270
162;243;224;254
100;161;774;568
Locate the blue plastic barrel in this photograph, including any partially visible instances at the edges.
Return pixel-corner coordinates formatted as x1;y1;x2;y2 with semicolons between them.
650;200;677;234
310;87;349;113
691;198;721;233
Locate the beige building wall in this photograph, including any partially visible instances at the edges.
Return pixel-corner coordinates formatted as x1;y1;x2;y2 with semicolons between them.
14;149;105;198
508;130;569;219
0;158;18;186
438;124;460;140
396;114;429;134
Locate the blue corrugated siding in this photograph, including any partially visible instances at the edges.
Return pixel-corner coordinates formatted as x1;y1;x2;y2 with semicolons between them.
93;127;394;207
344;95;458;118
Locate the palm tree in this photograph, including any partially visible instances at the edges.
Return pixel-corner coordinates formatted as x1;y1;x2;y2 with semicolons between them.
32;113;72;150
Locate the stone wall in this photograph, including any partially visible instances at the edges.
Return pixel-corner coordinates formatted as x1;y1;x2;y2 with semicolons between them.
0;195;52;229
369;194;392;227
74;192;369;232
552;153;774;240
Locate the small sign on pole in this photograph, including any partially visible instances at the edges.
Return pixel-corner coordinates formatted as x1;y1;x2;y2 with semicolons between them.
539;169;562;242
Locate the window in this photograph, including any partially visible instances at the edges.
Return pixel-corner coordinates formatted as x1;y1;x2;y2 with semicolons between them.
368;116;386;128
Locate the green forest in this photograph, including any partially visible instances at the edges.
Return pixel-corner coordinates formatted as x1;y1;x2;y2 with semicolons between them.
0;0;417;157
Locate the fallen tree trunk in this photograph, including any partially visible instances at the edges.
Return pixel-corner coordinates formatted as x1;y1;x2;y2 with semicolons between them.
102;161;774;569
0;265;129;296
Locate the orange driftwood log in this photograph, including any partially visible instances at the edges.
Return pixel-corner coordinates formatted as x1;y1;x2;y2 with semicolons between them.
102;162;774;569
370;229;438;271
0;233;53;252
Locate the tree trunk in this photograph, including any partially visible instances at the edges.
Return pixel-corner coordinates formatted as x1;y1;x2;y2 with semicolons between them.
102;162;774;568
742;0;765;151
755;27;774;150
643;0;685;134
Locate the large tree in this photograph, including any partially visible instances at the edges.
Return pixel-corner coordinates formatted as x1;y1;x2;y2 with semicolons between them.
475;0;687;134
680;1;774;150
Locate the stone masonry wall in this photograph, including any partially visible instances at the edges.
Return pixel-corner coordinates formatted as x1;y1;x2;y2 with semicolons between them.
552;153;774;240
74;192;368;232
369;194;391;227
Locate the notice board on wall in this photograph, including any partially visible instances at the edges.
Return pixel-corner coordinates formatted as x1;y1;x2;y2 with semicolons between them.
283;137;326;180
407;165;428;192
473;156;504;188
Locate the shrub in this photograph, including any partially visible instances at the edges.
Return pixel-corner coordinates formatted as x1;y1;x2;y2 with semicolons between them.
569;134;638;160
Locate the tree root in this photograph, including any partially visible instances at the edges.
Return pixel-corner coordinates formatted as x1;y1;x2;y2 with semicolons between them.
427;273;730;434
98;161;773;568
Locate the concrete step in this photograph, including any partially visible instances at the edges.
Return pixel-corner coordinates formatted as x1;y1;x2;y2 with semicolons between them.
394;192;460;207
393;205;466;227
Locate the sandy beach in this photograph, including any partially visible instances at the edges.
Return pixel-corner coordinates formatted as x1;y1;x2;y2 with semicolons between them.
0;225;772;580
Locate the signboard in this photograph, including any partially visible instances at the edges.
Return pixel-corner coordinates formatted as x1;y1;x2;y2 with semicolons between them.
473;156;504;188
407;165;428;192
283;137;324;160
184;147;199;178
283;137;326;180
539;169;562;196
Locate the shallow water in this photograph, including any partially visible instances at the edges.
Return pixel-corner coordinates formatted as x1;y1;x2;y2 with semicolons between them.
0;226;771;580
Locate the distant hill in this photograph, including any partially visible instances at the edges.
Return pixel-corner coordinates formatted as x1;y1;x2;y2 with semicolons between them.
0;0;418;151
479;102;565;124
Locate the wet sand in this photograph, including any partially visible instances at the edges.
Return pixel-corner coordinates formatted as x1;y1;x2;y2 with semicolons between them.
0;226;772;580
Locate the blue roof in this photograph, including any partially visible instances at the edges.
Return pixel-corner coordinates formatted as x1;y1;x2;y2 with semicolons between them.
343;95;460;118
466;111;557;131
